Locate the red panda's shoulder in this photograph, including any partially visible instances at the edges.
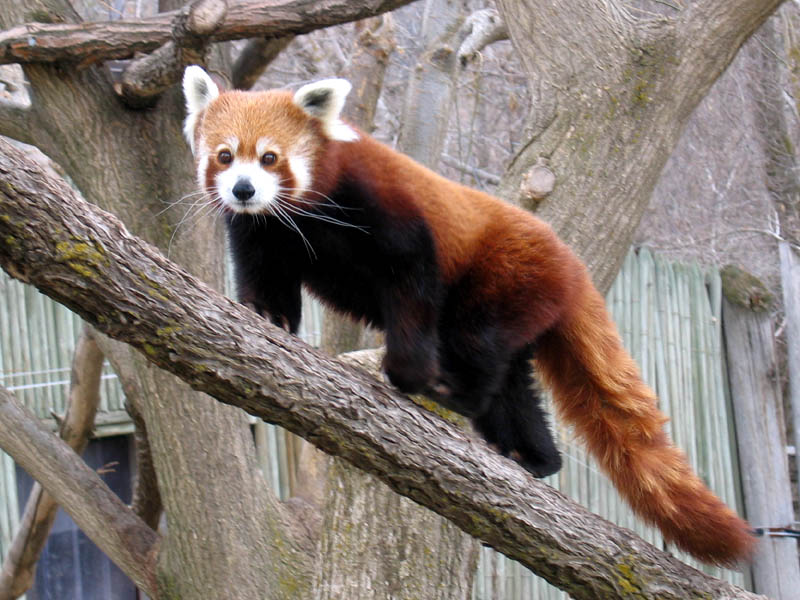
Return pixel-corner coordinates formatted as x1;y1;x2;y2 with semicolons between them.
315;133;557;282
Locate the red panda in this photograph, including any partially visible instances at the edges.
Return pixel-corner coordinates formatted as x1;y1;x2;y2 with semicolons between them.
182;65;754;565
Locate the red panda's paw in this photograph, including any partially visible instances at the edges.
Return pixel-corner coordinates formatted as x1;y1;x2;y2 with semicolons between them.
511;450;563;479
429;381;452;398
270;314;291;332
242;301;264;316
384;353;438;395
242;302;290;332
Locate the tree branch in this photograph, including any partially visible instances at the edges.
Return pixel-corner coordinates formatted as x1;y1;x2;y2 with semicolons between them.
677;0;788;113
0;0;416;67
0;325;104;600
119;0;227;106
456;8;508;66
0;383;159;597
125;395;163;530
441;154;501;186
231;36;295;90
0;140;763;598
0;100;35;145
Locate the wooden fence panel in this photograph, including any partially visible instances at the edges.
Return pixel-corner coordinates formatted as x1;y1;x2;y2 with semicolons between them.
723;276;800;599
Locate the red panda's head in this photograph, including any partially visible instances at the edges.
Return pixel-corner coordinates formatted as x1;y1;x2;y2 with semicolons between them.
182;66;358;215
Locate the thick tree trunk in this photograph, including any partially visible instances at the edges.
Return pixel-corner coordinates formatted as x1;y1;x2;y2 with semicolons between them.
315;459;479;599
314;350;479;600
495;0;785;293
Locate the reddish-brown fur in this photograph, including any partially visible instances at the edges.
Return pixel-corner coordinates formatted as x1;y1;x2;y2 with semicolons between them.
330;138;754;564
193;86;755;565
535;275;755;564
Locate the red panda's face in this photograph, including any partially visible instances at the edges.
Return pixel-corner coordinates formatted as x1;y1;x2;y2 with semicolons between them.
182;67;357;216
195;91;317;215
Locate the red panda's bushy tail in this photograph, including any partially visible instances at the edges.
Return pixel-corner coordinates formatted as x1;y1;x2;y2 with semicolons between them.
534;272;754;565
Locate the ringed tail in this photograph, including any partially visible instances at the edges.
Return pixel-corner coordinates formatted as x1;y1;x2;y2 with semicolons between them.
534;269;755;565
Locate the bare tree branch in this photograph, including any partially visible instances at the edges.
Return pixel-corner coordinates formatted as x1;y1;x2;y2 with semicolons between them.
0;130;764;600
231;36;295;90
0;325;104;600
0;101;35;145
0;383;159;597
119;0;228;106
441;154;501;185
0;0;416;67
125;395;163;530
456;8;508;65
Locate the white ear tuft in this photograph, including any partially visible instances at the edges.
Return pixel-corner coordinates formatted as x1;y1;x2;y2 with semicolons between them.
293;79;358;142
182;66;220;153
183;66;219;114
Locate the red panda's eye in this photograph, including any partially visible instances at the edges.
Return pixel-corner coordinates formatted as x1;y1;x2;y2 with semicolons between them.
218;150;232;164
261;152;277;166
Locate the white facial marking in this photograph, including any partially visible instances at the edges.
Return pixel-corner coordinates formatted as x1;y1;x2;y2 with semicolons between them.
256;137;277;157
223;136;239;154
196;151;209;189
288;155;311;196
215;159;279;214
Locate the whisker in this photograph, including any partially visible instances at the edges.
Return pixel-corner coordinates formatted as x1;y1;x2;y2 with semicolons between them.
272;181;359;213
155;190;210;217
270;202;316;259
166;194;221;258
277;200;369;232
287;189;361;212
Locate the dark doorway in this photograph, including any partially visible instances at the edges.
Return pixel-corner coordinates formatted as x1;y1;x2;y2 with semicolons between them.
15;435;138;600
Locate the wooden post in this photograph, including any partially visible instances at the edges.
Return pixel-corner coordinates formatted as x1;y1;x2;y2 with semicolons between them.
780;242;800;492
722;266;800;599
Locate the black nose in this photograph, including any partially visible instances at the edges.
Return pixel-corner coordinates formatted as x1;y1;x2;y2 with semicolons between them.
232;179;255;201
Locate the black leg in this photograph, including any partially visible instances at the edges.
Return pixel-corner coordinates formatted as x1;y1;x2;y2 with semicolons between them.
472;346;562;478
433;304;511;418
226;215;305;333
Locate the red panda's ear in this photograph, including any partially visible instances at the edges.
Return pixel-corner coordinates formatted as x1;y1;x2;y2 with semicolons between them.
293;79;359;142
183;66;219;114
182;66;220;154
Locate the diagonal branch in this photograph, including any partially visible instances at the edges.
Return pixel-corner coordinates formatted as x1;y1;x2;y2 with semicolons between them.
675;0;787;116
0;140;764;599
0;383;159;597
231;35;295;91
0;325;104;600
0;0;416;67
